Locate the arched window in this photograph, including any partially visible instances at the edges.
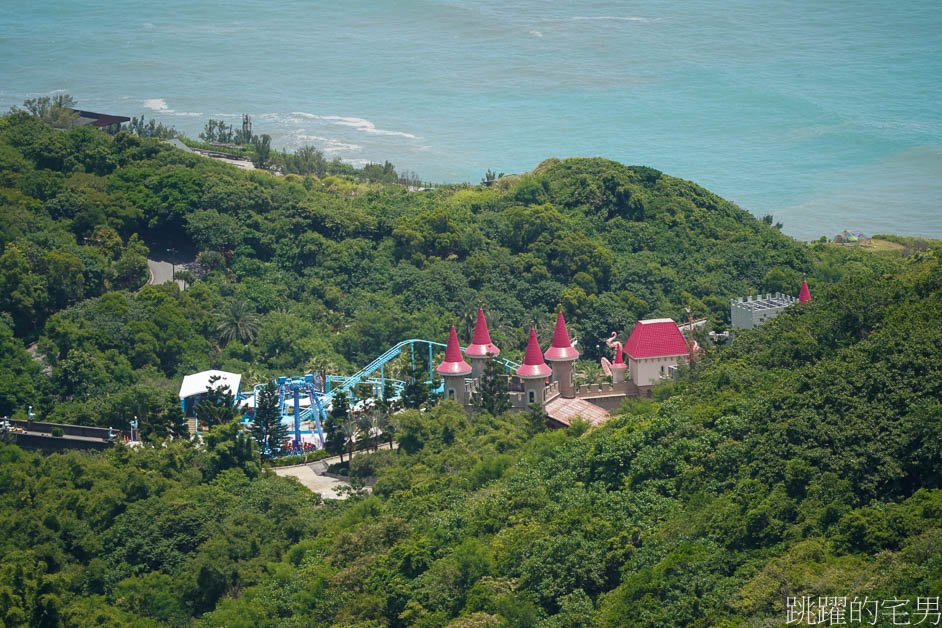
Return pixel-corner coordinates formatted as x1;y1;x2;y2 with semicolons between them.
528;390;535;404
448;389;455;400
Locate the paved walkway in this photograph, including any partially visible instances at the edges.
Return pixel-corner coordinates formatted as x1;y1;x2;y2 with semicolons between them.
271;442;397;500
272;465;350;500
147;259;186;289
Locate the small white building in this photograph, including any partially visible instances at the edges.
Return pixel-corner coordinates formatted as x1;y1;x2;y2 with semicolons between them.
178;370;242;418
624;319;690;387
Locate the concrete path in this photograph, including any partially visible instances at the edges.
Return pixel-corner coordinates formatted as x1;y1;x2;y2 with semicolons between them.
271;442;398;500
147;259;187;289
313;441;398;468
272;464;350;500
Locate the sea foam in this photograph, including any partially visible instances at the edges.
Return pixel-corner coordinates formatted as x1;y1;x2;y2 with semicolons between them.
142;98;202;116
572;16;660;22
290;112;417;139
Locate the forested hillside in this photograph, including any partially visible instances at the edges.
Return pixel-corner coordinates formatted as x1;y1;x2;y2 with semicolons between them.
1;109;938;627
0;110;878;431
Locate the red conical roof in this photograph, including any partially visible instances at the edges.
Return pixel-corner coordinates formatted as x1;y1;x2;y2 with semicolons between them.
544;312;579;361
799;279;811;304
612;339;626;367
437;325;472;376
516;328;552;379
465;308;501;357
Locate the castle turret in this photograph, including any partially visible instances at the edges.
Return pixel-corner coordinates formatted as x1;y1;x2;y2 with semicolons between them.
799;279;811;304
609;340;627;384
437;325;472;406
464;308;500;379
516;328;552;407
544;312;579;397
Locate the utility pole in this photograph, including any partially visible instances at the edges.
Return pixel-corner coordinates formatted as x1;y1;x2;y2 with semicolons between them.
685;306;695;367
166;247;176;284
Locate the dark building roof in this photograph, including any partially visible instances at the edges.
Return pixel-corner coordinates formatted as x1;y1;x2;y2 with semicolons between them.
73;109;131;128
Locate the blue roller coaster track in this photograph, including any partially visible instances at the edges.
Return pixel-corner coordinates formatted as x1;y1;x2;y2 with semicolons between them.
252;338;520;446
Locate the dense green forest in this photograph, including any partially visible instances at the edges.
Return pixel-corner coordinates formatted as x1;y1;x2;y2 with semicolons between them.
1;108;939;626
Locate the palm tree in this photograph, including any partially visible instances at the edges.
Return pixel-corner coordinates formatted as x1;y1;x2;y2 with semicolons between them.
356;411;375;452
341;416;358;463
573;360;601;388
217;300;260;345
374;410;395;450
374;391;398;450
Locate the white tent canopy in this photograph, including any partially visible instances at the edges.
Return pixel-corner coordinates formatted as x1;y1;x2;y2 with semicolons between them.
179;370;242;400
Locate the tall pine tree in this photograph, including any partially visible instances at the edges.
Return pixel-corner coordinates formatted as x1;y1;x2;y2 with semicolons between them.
401;367;430;409
195;375;238;428
250;381;289;459
473;357;510;416
325;391;350;460
166;402;189;440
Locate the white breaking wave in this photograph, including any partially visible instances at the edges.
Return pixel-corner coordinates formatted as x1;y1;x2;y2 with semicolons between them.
143;98;168;111
572;16;660;22
294;134;362;152
142;98;202;116
289;111;417;139
529;30;543;37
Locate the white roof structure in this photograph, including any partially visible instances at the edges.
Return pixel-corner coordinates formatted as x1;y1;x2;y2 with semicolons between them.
178;370;242;400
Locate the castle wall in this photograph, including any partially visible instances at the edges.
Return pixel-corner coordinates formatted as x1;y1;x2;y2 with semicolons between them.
571;381;641;410
730;293;797;330
629;355;684;386
463;369;645;419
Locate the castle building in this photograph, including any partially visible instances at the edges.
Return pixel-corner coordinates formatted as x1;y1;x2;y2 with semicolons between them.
464;308;500;378
544;311;579;398
730;279;811;331
515;328;553;406
437;311;664;429
437;325;473;406
623;319;690;386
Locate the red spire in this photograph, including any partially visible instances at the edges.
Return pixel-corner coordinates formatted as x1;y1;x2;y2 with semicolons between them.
612;340;626;366
516;328;552;379
465;308;501;357
544;312;579;361
799;279;811;304
437;325;472;376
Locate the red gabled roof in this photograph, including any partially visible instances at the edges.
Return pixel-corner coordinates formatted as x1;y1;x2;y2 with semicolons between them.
799;279;811;304
437;325;472;376
544;312;579;361
465;308;500;357
516;328;552;379
624;319;688;359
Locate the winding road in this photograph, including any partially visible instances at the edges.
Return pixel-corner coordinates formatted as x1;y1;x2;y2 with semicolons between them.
147;258;187;289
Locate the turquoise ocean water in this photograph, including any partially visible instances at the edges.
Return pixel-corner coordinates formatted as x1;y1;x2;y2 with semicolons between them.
1;0;940;240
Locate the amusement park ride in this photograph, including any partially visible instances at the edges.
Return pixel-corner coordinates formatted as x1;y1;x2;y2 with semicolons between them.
248;337;522;449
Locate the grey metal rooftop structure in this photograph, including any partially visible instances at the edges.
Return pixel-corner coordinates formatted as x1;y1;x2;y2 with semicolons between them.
730;292;798;330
